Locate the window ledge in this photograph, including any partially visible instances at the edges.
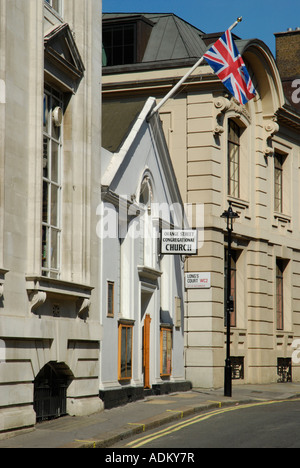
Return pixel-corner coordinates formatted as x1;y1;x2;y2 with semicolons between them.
227;196;249;211
26;275;94;315
26;275;93;297
138;266;162;282
274;212;291;224
118;318;135;326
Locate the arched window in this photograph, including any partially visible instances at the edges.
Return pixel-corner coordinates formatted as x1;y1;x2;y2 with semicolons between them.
139;175;154;268
139;176;153;208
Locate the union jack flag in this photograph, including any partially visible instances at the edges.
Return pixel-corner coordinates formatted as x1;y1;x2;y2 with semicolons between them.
203;29;256;105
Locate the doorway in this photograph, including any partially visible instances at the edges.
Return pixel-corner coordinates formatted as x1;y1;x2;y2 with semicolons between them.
143;314;151;389
34;362;73;422
141;291;152;389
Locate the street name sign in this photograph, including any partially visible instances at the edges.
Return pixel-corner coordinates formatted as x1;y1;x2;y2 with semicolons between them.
185;272;211;289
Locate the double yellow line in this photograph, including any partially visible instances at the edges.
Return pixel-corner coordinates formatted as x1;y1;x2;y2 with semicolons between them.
126;399;300;448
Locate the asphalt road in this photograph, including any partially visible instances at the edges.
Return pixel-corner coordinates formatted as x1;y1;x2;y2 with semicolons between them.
116;399;300;449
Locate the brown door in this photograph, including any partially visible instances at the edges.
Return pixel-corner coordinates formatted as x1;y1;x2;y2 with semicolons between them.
143;314;151;389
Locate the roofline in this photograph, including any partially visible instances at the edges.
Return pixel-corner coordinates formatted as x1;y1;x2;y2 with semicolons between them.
102;97;157;188
102;12;205;34
101;96;184;210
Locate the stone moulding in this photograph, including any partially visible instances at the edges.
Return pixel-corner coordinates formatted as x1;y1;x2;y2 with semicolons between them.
25;275;94;316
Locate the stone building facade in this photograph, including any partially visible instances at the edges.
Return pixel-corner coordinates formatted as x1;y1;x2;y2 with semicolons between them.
102;13;300;389
0;0;102;436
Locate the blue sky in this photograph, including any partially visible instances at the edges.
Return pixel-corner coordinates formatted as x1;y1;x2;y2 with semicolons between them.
102;0;300;56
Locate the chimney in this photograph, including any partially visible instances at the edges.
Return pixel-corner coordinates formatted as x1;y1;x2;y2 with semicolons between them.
275;28;300;80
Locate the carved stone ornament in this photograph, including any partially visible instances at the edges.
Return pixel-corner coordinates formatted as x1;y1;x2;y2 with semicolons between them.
214;95;251;123
264;118;279;156
28;290;47;314
265;119;280;136
213;125;225;136
264;147;275;157
214;96;231;114
77;297;91;319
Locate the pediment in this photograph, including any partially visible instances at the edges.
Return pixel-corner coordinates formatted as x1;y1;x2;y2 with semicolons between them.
44;23;85;93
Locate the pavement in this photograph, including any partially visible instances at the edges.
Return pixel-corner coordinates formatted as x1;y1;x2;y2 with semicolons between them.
1;382;300;448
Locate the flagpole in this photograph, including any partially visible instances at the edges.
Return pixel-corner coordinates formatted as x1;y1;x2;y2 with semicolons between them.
147;17;243;120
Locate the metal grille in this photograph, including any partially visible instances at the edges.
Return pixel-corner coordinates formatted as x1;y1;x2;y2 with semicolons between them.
34;385;67;422
231;356;244;380
277;358;292;383
34;363;70;422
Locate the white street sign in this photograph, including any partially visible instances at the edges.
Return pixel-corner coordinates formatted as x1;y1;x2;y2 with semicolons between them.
161;230;198;255
185;272;211;289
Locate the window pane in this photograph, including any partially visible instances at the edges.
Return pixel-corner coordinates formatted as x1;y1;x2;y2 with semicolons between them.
276;260;284;330
166;332;172;374
51;185;59;227
43;181;49;224
43;94;49;132
43;137;49;179
124;25;135;45
124;45;134;64
51;141;59;183
120;327;127;378
113;46;123;66
274;155;283;213
107;282;114;317
228;120;240;198
42;226;49;269
126;327;132;377
161;329;172;376
52;0;60;13
51;229;59;270
112;27;123;45
103;24;136;66
119;325;133;380
42;85;62;279
229;143;239;198
228;120;240;143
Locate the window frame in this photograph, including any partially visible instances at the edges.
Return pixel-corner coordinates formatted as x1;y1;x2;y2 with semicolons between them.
118;322;133;381
227;119;241;199
42;85;63;279
160;327;172;377
107;281;115;318
276;259;284;331
45;0;63;16
103;23;137;67
274;152;285;214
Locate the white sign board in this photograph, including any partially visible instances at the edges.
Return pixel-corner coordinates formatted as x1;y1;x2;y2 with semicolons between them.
161;230;198;255
185;272;211;289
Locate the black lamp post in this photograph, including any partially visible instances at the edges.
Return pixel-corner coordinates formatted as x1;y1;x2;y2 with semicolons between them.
221;201;240;397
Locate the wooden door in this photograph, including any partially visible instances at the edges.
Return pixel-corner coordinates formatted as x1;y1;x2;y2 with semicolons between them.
143;314;151;389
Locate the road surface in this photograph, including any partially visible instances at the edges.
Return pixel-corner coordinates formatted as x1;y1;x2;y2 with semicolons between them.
116;399;300;449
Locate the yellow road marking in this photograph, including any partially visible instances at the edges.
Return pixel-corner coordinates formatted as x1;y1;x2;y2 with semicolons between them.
128;423;146;432
126;398;300;448
75;440;96;448
166;409;184;418
207;400;222;408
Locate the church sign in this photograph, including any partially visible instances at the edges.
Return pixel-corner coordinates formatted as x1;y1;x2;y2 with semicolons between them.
161;230;198;255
